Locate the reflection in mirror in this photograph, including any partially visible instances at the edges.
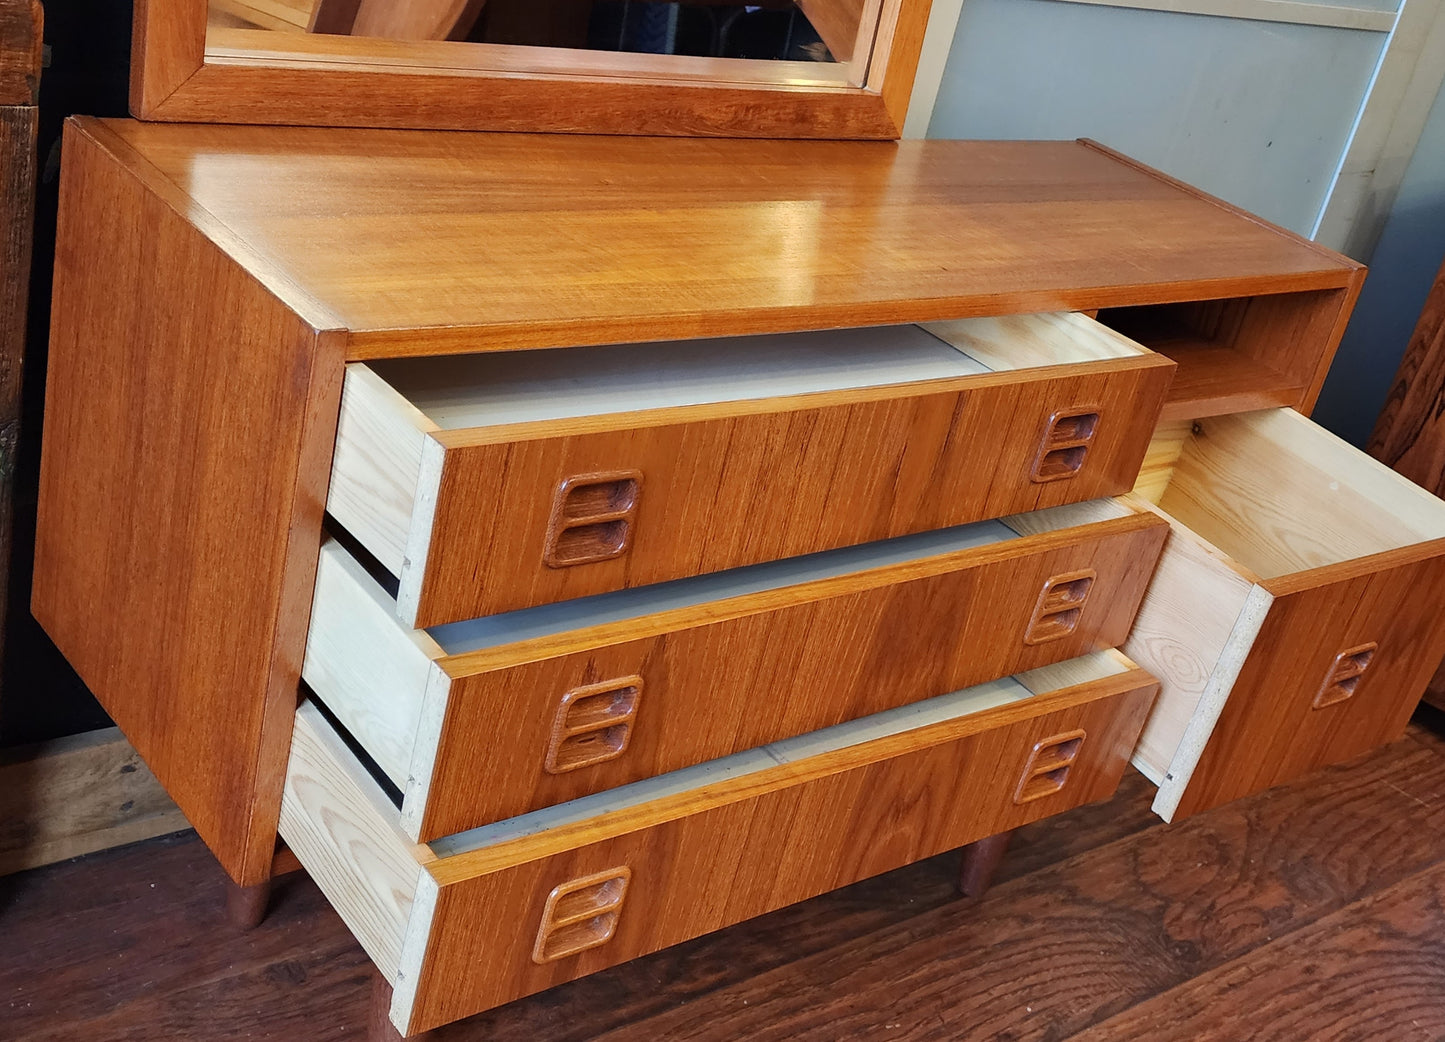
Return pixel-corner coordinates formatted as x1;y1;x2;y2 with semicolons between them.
207;0;864;64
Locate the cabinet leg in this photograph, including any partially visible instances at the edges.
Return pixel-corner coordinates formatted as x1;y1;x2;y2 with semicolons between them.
371;970;437;1041
226;878;272;930
957;830;1013;898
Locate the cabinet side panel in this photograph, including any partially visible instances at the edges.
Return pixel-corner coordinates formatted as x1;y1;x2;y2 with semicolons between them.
1171;550;1445;819
32;124;342;885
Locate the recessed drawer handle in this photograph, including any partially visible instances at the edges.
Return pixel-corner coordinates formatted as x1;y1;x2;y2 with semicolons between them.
545;676;643;774
532;867;632;964
1024;569;1096;645
1014;730;1087;804
1312;642;1378;709
544;470;642;568
1031;408;1100;483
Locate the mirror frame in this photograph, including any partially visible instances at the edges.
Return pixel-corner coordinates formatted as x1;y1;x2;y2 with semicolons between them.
131;0;933;137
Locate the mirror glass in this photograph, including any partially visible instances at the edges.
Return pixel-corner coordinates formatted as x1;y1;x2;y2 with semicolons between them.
207;0;870;74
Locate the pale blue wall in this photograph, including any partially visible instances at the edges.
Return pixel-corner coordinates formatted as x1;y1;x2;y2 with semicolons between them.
926;0;1387;235
924;0;1445;446
1313;79;1445;445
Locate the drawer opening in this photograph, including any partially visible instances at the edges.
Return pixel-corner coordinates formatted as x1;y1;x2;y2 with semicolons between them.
427;498;1130;656
1131;409;1445;579
425;650;1134;859
305;496;1152;840
295;648;1136;860
358;312;1148;431
328;310;1170;626
281;653;1155;1033
1097;288;1348;421
304;498;1133;793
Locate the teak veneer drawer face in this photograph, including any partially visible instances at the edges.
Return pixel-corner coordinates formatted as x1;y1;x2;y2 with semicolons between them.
1125;408;1445;821
304;499;1167;841
280;653;1158;1035
327;312;1174;627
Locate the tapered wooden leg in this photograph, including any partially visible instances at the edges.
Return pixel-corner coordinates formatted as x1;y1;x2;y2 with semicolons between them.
226;879;272;929
224;842;308;930
957;830;1013;898
371;970;437;1041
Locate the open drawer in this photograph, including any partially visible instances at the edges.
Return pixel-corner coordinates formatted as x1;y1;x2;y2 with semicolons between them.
327;312;1174;626
1125;408;1445;821
281;652;1157;1035
305;499;1167;841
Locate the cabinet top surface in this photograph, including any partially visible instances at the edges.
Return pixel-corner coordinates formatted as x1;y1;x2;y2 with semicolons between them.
78;117;1359;357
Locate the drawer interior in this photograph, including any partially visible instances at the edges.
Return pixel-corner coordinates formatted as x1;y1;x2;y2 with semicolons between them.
1134;409;1445;579
362;311;1148;429
306;497;1135;794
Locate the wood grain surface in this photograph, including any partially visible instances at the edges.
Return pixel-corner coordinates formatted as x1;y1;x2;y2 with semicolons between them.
280;706;434;981
0;0;41;105
88;121;1358;373
397;670;1157;1032
1369;258;1445;710
1370;257;1445;494
350;0;484;40
794;0;868;63
1123;408;1445;818
0;727;188;876
0;0;40;720
1065;864;1445;1042
30;122;345;886
559;731;1445;1042
402;514;1166;840
1105;288;1363;423
10;723;1445;1041
1122;511;1262;786
30;117;1370;899
1171;550;1445;818
131;0;926;136
400;358;1173;625
1157;410;1445;579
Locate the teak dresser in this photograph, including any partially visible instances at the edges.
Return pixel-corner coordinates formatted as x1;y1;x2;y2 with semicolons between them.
34;118;1445;1038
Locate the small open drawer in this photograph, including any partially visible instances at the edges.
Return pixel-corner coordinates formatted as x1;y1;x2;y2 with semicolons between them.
281;652;1157;1035
306;498;1167;841
1125;408;1445;821
327;312;1174;627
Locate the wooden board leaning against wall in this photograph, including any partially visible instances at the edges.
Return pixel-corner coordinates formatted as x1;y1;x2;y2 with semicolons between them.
0;0;40;680
1369;256;1445;709
0;0;191;879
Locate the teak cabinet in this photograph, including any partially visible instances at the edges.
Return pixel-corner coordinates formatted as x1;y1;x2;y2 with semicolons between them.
34;117;1445;1037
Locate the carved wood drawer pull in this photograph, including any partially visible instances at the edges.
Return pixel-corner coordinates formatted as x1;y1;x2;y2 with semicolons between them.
1312;642;1378;709
1031;408;1100;482
545;677;643;774
1024;570;1096;645
544;470;642;568
1014;730;1087;804
532;867;633;964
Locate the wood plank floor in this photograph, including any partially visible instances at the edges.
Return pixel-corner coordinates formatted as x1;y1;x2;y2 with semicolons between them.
6;716;1445;1041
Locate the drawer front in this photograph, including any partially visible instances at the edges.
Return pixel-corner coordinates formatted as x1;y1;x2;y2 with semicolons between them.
1124;408;1445;821
408;513;1167;839
393;670;1157;1033
1169;549;1445;819
401;360;1172;626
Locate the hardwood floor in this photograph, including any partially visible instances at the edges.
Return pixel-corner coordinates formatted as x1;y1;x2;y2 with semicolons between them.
5;717;1445;1041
